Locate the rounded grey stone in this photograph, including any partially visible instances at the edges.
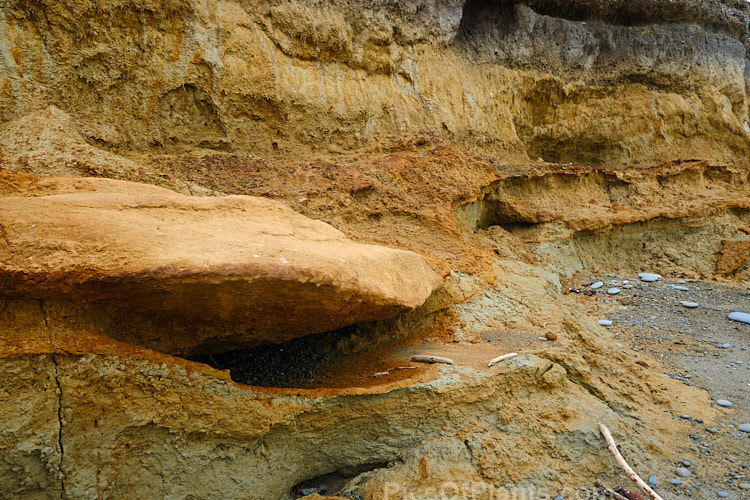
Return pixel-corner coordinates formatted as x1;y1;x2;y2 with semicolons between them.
673;285;689;291
648;474;658;486
717;491;728;498
680;414;692;420
598;319;613;326
607;287;621;295
719;343;731;348
682;460;692;467
671;479;683;485
590;281;604;289
675;467;691;478
738;483;750;490
728;311;750;324
639;272;662;282
681;301;699;308
737;424;750;432
716;399;733;408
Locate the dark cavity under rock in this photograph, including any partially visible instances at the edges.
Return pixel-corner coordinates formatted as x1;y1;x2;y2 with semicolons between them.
194;329;347;388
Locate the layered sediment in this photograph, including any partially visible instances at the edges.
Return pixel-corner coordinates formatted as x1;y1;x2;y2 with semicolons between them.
1;0;750;498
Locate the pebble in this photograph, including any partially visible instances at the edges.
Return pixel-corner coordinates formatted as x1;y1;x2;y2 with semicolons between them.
719;343;731;348
622;284;633;289
738;424;750;432
680;414;692;420
607;288;621;295
681;301;699;308
739;483;750;490
554;496;564;500
716;400;733;408
717;491;728;498
598;319;613;326
673;285;690;291
639;272;662;282
728;312;750;324
590;281;604;289
671;479;683;485
648;474;658;486
678;280;687;283
695;418;704;423
676;467;691;478
682;460;692;467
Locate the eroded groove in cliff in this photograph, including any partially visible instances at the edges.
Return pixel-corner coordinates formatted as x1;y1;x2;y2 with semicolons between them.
454;164;750;278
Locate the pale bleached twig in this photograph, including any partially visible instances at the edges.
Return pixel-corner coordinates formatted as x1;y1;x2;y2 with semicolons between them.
598;424;664;500
411;355;454;365
488;352;518;367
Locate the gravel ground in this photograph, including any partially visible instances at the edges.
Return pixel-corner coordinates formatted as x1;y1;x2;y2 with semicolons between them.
574;275;750;499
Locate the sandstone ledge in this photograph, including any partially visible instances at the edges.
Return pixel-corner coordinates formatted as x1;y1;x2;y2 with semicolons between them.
0;173;445;355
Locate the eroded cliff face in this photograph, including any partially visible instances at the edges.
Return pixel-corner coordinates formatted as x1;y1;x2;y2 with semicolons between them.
2;1;750;499
1;0;750;164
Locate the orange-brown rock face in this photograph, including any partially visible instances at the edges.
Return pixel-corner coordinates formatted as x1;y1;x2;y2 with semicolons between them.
2;0;750;499
1;0;749;165
0;174;444;355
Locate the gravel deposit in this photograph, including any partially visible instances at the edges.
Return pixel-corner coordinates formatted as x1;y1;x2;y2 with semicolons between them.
575;275;750;498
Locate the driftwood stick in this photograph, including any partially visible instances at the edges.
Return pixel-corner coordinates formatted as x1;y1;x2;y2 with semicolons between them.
411;355;454;365
488;352;518;367
594;481;630;500
599;424;664;500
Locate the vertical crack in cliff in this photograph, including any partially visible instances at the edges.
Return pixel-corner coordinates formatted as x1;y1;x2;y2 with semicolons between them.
39;300;66;499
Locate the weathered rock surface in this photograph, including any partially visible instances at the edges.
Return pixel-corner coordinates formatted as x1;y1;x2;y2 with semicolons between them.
1;0;749;165
0;172;444;355
2;0;750;498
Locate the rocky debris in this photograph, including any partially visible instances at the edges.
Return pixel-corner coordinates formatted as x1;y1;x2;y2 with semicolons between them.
0;173;444;355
